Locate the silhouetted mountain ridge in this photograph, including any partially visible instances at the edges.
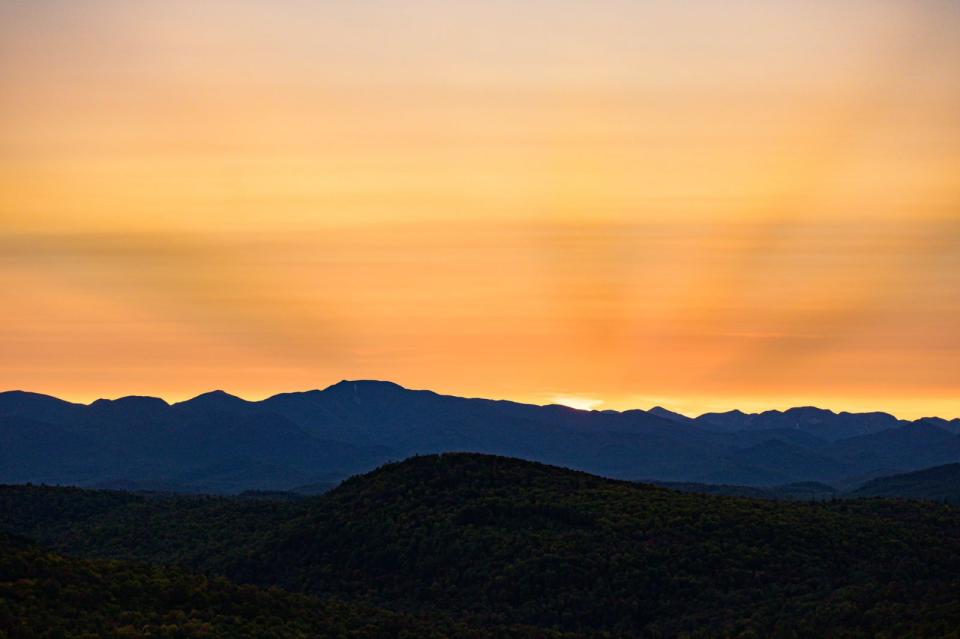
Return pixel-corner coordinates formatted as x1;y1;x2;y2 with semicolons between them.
2;380;958;492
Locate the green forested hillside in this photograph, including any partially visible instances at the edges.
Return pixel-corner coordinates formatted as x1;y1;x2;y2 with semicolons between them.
3;454;960;638
247;455;960;637
0;484;300;571
0;533;562;639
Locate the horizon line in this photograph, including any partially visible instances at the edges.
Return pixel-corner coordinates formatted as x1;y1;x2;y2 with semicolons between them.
2;380;958;423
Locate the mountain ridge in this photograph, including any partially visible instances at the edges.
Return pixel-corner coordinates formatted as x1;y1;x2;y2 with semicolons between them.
2;380;959;493
6;379;957;422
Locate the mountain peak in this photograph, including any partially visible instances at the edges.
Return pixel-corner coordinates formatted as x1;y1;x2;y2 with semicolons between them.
784;406;835;417
320;380;412;401
174;390;248;411
0;390;78;407
648;406;692;423
325;379;407;391
0;390;83;422
91;395;169;408
195;389;241;400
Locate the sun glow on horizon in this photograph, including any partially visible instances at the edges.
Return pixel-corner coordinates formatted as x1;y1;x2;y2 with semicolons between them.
550;396;605;412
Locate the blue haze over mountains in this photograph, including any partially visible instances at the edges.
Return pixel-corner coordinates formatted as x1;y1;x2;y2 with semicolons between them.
2;380;959;494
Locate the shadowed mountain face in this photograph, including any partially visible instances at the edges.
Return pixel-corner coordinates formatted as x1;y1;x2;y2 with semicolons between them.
849;463;960;503
695;406;902;440
2;381;959;492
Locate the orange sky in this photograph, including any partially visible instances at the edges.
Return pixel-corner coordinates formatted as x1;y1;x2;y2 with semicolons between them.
2;1;959;418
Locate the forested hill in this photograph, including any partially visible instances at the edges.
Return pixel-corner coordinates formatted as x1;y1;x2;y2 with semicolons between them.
0;532;559;639
4;453;960;637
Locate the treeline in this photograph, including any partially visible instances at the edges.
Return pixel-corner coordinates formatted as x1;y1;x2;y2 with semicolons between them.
0;533;567;639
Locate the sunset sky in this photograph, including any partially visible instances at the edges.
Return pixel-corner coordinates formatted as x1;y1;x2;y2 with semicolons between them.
2;0;958;418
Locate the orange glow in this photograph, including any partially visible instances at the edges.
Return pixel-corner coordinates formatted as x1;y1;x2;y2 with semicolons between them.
1;1;958;419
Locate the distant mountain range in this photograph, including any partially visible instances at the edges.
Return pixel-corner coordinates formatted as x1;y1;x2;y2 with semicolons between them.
2;380;959;493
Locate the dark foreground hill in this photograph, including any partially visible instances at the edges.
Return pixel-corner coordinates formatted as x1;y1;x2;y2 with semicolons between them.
3;453;960;637
650;479;838;501
0;533;557;639
3;381;960;491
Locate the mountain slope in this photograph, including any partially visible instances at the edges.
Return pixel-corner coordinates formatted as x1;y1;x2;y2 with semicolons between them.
829;423;960;475
694;406;902;440
849;463;960;503
0;532;556;639
0;389;391;491
700;438;850;484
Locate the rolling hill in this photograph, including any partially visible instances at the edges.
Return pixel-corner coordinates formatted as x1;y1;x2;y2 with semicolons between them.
0;532;557;639
3;453;960;637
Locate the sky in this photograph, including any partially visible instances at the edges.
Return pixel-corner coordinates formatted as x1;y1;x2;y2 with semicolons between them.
1;0;959;418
